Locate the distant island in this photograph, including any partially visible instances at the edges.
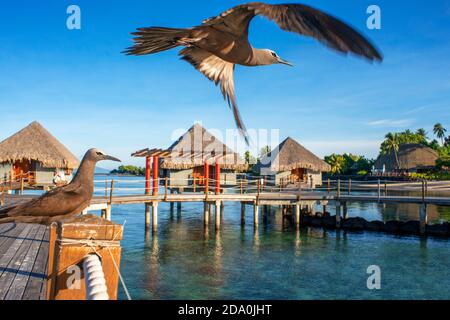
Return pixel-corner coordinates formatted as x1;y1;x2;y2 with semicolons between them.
110;165;145;176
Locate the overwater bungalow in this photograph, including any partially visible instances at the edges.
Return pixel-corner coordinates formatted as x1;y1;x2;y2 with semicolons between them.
256;137;331;188
0;121;79;188
132;123;247;190
374;143;439;174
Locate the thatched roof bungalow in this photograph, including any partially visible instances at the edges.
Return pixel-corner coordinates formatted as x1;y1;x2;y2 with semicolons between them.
0;121;79;186
133;123;247;188
256;137;331;187
374;143;438;173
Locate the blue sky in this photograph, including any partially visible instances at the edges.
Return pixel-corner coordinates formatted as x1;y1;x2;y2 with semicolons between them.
1;0;449;169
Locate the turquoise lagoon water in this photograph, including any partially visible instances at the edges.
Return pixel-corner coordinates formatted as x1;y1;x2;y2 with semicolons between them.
94;177;450;300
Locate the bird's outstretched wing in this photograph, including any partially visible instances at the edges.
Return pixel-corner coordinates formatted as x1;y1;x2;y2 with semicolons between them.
203;2;383;61
179;47;249;144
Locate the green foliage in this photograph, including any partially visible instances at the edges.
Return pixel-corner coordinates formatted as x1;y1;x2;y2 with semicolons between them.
380;130;427;155
433;123;447;145
259;145;271;158
110;165;145;176
357;170;368;176
324;153;374;175
410;172;450;181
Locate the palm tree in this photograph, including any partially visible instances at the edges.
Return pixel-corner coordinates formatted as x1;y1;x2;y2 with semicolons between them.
433;123;447;145
326;154;345;174
384;133;400;170
416;128;428;140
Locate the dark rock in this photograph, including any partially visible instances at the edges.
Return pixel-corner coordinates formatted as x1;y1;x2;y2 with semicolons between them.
342;217;367;231
310;217;322;227
399;220;420;235
322;216;337;229
301;215;312;225
366;220;385;232
385;220;402;233
427;223;448;237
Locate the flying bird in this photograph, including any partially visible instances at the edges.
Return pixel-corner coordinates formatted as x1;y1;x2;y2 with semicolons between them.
125;2;383;143
0;149;121;225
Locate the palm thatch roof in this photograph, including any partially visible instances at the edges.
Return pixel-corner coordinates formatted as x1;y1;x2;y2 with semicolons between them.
160;123;247;171
374;143;438;171
257;137;331;173
0;121;80;169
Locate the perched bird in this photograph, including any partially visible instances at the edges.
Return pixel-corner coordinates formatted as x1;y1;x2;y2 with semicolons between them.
0;149;120;225
125;2;383;143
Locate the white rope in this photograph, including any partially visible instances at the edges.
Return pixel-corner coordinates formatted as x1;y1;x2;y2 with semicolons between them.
83;254;109;300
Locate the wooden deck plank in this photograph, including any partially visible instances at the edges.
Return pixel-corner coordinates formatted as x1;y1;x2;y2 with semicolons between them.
0;223;24;252
22;227;49;300
4;225;47;300
0;224;33;268
0;224;39;300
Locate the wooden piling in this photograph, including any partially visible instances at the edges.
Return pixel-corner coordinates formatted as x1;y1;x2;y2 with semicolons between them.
145;203;150;228
105;204;112;221
152;202;158;231
377;179;381;201
335;202;341;227
420;203;427;235
253;203;259;228
204;202;209;225
295;204;300;226
343;202;348;219
241;203;245;225
47;215;123;300
215;200;221;230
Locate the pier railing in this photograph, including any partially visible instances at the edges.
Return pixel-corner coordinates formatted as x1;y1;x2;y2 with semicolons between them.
92;176;441;201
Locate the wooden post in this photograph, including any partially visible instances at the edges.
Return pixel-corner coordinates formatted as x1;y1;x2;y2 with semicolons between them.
20;177;24;194
323;204;327;214
257;179;261;198
204;202;209;225
253;203;259;228
204;163;210;196
240;179;243;194
215;200;221;230
152;202;158;231
327;178;331;194
384;181;387;196
295;204;300;226
152;156;159;196
348;179;351;195
240;203;245;225
105;179;108;197
215;162;221;195
337;179;341;198
421;180;425;201
145;203;150;228
419;203;427;235
47;215;123;300
105;204;112;221
377;179;381;201
335;202;341;227
343;202;348;219
109;179;115;204
164;177;168;201
145;156;151;194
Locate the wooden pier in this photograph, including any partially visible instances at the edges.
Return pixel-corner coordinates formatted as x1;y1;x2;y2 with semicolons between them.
0;215;124;300
0;223;49;300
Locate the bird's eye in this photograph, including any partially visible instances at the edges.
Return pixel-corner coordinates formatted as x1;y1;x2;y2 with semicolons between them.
96;152;103;156
271;52;277;57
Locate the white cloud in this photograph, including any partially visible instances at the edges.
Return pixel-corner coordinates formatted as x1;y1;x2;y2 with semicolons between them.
366;119;414;128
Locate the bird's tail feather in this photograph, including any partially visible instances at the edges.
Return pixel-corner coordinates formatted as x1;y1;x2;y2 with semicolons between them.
124;27;189;55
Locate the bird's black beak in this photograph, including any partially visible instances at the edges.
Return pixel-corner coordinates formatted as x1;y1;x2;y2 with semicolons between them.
278;57;293;67
104;155;121;162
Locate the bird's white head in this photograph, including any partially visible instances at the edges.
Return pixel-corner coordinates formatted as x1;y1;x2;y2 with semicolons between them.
260;49;293;66
85;148;122;163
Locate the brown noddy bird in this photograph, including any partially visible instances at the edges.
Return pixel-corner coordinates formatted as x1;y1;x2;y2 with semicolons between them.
125;2;383;143
0;148;121;225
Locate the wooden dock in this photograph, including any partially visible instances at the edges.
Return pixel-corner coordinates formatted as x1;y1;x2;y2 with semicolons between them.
0;223;49;300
